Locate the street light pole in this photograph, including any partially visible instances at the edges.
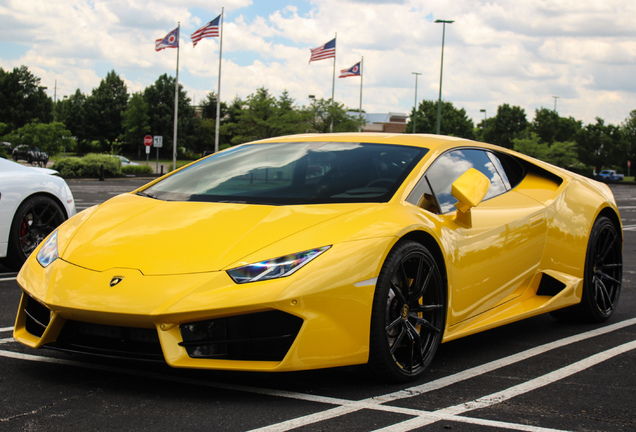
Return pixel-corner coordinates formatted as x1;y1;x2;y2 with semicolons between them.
479;108;487;128
553;95;560;113
435;19;454;135
412;72;422;133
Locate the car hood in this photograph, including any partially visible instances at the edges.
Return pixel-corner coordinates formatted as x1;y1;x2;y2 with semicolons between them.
60;193;372;275
0;157;57;175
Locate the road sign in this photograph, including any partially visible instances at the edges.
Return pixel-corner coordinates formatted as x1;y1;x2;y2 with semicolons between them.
153;136;163;148
144;135;152;147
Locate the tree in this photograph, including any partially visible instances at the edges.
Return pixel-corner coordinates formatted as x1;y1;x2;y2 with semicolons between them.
305;97;363;134
84;70;129;151
143;74;196;157
481;104;528;148
120;92;150;156
407;99;474;139
56;89;90;153
226;88;315;145
199;91;228;121
621;110;636;172
513;133;580;169
0;66;53;131
531;108;582;144
575;118;624;172
4;121;73;156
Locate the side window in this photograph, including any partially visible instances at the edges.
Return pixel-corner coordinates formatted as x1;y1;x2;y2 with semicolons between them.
424;149;510;213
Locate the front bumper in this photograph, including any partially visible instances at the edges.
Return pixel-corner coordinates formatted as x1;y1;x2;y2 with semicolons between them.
14;238;390;372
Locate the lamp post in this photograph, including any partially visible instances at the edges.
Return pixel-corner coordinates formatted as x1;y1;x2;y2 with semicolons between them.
479;108;487;129
553;95;560;113
412;72;422;133
435;19;454;135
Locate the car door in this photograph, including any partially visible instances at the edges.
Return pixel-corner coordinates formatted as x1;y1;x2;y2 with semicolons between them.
408;148;548;325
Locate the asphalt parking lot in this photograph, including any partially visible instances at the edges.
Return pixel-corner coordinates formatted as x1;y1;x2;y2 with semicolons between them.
1;179;634;432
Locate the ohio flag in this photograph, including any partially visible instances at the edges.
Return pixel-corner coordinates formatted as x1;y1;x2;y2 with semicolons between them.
155;27;179;51
339;61;361;78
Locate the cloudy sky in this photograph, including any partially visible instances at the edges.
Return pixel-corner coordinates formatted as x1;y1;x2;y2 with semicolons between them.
1;0;635;126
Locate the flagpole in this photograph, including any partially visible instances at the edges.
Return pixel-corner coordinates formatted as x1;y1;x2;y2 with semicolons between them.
214;8;224;153
358;57;364;132
329;32;336;132
172;22;180;171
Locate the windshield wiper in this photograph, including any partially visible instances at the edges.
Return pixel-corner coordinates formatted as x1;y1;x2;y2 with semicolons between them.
137;191;159;199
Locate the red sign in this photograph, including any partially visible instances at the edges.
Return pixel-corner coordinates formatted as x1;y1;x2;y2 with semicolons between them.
144;135;153;147
629;160;631;168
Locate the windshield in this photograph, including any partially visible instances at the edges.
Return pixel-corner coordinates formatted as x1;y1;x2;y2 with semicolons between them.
140;142;427;205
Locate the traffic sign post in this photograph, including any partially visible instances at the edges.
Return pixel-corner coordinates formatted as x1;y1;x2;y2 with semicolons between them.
144;135;152;165
153;136;163;174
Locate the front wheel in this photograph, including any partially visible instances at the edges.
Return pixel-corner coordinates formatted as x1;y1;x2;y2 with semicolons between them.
4;195;66;270
552;216;622;322
368;240;446;382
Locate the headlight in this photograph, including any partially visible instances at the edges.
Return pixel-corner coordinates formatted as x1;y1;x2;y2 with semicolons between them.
36;230;59;268
227;246;331;284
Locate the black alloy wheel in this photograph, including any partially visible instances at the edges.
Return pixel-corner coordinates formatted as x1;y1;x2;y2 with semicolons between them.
5;195;66;270
552;215;622;323
369;240;446;382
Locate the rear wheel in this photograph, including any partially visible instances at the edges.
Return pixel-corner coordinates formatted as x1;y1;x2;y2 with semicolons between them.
4;195;66;270
368;240;446;382
552;216;622;322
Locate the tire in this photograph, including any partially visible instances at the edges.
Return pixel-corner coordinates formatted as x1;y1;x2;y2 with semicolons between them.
368;240;446;382
552;216;622;323
5;195;66;270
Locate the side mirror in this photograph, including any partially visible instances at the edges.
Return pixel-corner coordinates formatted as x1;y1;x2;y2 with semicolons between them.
451;168;490;213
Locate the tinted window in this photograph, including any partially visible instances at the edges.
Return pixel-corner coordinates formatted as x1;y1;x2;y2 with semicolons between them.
141;142;427;205
424;149;509;213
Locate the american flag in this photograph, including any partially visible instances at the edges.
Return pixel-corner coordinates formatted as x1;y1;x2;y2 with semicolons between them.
309;38;336;63
191;14;221;47
155;27;179;51
339;61;361;78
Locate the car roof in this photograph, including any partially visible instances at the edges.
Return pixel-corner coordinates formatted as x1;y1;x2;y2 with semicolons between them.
248;133;498;154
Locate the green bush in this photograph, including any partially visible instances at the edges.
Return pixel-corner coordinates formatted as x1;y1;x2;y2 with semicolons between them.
53;157;85;177
81;154;121;177
122;164;154;176
53;154;122;178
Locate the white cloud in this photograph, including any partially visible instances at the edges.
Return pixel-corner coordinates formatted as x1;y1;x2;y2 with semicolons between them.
1;0;636;127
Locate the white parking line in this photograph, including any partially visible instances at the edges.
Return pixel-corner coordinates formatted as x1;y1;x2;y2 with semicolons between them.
1;318;634;432
377;340;636;432
248;317;636;431
0;327;14;333
0;277;17;282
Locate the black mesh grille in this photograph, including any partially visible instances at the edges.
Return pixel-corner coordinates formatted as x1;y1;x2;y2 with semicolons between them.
24;294;51;338
180;310;303;361
50;321;164;361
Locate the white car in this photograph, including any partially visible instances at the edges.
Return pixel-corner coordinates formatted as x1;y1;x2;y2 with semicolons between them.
0;158;76;270
112;155;139;166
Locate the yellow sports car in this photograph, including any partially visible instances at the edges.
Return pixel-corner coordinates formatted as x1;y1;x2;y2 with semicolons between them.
14;133;623;382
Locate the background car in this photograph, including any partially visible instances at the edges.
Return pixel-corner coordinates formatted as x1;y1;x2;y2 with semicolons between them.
13;133;622;382
597;169;624;182
12;145;49;166
0;157;76;270
111;155;139;166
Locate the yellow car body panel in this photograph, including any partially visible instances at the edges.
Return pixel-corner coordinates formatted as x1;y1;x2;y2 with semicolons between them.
13;133;622;376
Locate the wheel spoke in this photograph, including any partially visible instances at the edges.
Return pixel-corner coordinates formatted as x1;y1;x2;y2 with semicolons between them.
390;282;407;305
405;320;424;371
409;265;431;304
593;276;613;313
386;316;403;333
597;270;621;286
411;315;442;333
596;229;618;264
389;325;406;355
411;303;443;313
